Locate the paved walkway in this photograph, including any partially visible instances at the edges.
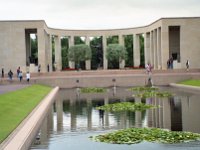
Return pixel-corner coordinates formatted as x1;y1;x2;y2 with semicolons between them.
0;84;29;94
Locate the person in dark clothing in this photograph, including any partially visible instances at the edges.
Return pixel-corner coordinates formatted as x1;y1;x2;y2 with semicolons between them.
1;68;4;78
8;70;13;80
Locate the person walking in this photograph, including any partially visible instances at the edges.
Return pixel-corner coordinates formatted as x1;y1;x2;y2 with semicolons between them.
186;60;190;71
19;71;23;82
17;67;20;78
38;64;41;73
26;71;30;83
8;70;13;80
1;68;4;78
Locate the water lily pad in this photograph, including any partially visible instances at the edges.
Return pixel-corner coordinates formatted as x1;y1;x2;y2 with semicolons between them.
81;87;106;93
90;128;200;144
96;102;156;112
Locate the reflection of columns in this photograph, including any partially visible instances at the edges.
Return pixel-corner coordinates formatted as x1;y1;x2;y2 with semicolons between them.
135;97;141;103
55;36;62;71
146;99;153;127
161;27;169;69
163;98;171;129
87;98;92;130
47;105;54;133
38;28;47;72
56;99;63;132
159;98;163;128
157;28;161;69
68;36;75;68
40;117;48;144
135;97;142;127
104;98;109;128
85;37;91;70
70;99;77;130
135;111;142;128
144;33;150;65
133;34;140;67
155;97;159;127
103;36;108;69
119;35;125;69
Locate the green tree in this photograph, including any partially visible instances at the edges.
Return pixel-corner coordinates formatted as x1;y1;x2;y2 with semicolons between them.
140;35;145;67
107;36;118;45
61;37;69;69
124;35;133;67
74;36;85;45
68;44;92;69
106;44;127;69
90;37;102;69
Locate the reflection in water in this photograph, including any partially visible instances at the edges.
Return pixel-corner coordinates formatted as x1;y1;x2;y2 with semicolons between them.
31;87;200;150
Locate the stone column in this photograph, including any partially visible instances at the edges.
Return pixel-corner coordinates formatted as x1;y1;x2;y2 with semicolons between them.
68;36;75;68
118;35;125;69
133;34;140;67
85;36;91;70
144;33;150;65
45;34;52;72
153;29;158;69
55;35;62;71
150;31;154;66
49;35;53;72
37;28;47;72
103;36;108;69
157;27;162;69
161;26;169;69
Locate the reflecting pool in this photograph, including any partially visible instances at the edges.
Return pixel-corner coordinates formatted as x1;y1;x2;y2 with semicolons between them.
30;86;200;150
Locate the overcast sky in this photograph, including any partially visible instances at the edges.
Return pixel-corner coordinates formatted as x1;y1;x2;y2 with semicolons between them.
0;0;200;29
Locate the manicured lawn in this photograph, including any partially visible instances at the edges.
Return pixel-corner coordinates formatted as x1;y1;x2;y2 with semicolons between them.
179;79;200;87
0;84;52;143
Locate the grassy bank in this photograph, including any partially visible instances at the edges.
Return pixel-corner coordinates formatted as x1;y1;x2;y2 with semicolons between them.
179;79;200;87
0;84;52;143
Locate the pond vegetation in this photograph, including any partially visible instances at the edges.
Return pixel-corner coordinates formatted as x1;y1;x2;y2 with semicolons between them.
129;86;173;98
80;87;106;93
96;102;156;112
90;127;200;144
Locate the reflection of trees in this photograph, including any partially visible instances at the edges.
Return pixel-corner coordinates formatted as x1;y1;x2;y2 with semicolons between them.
170;97;182;131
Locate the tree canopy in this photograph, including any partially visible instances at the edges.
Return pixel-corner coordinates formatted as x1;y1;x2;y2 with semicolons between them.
106;44;127;62
106;44;127;69
68;44;92;64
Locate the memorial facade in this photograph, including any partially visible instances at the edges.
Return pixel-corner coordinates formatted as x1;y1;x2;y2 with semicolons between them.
0;17;200;73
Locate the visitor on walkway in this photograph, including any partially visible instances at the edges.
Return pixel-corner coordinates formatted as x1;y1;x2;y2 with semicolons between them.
146;63;152;74
47;64;50;72
19;71;23;82
8;70;13;80
1;68;4;78
26;71;30;83
17;66;20;78
186;60;190;71
169;57;173;69
38;64;41;73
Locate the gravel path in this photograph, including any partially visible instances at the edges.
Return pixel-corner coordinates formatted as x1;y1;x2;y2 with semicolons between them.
0;84;30;94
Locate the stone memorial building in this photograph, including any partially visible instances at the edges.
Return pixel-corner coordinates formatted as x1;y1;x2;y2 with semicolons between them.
0;17;200;72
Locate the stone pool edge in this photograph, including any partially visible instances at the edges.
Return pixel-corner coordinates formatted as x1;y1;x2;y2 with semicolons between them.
0;86;59;150
170;83;200;91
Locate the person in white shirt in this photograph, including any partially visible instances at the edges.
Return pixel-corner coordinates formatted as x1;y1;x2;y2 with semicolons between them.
186;60;189;71
26;71;30;83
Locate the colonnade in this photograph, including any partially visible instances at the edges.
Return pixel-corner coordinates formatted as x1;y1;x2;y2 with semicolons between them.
36;26;167;72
